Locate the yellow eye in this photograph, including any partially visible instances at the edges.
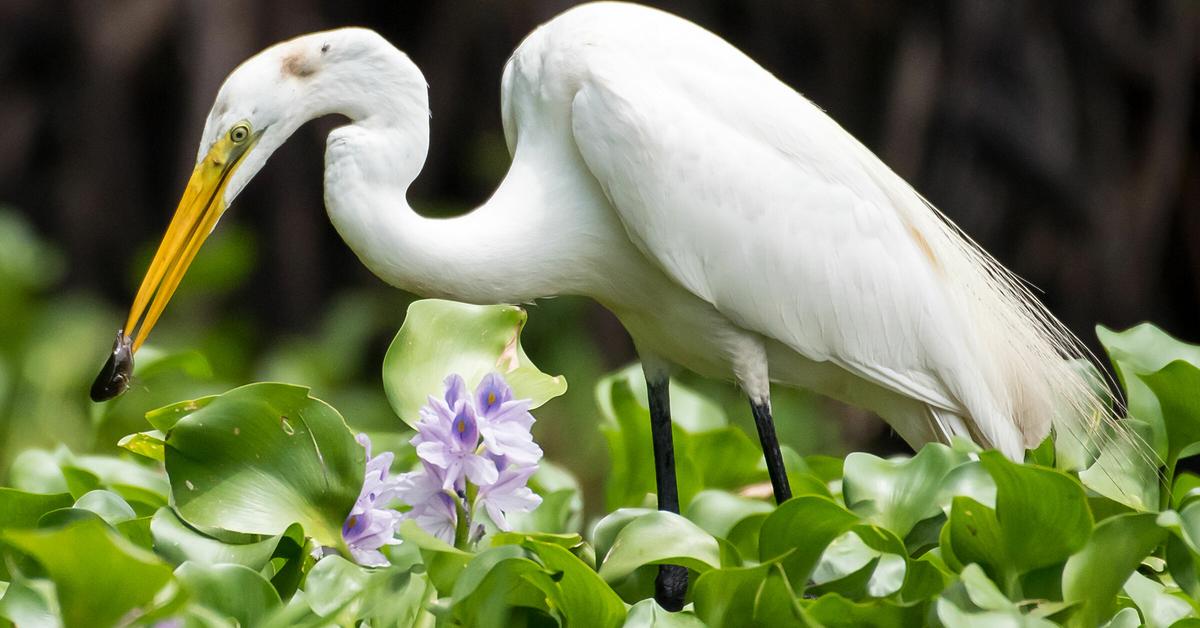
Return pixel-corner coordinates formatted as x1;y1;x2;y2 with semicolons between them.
230;124;250;143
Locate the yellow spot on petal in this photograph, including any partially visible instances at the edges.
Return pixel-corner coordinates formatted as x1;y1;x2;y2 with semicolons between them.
488;392;496;405
457;419;466;433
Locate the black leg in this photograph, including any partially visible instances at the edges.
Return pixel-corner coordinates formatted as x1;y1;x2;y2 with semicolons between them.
647;377;687;611
751;400;792;504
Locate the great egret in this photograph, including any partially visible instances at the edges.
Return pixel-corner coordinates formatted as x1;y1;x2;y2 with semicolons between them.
91;2;1118;609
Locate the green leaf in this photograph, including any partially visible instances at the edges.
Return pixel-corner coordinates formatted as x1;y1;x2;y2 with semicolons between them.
7;450;68;494
117;431;166;462
1158;502;1200;600
1063;513;1165;628
684;490;774;541
597;375;703;510
301;555;372;618
624;599;706;627
1078;418;1159;511
175;562;281;627
944;496;1006;580
758;496;860;591
980;450;1093;574
382;299;567;426
3;518;174;627
525;539;626;628
144;395;217;433
450;547;554;626
0;577;59;628
804;593;927;627
1122;571;1193;628
693;560;775;627
598;511;722;584
398;519;471;596
0;489;72;528
163;383;364;549
72;490;136;526
1098;324;1200;462
843;443;967;538
149;508;288;570
1140;361;1200;468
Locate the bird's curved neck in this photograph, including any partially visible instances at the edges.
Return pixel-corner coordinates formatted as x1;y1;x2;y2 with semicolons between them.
314;68;560;304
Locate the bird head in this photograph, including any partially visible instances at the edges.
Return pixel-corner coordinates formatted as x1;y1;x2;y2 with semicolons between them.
90;28;409;401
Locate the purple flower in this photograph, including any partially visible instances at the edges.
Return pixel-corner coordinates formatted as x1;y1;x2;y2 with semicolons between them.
473;374;542;465
401;372;544;546
412;378;499;490
343;434;403;566
475;464;542;530
411;492;459;545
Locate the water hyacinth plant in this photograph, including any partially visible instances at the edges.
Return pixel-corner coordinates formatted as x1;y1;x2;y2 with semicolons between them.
399;373;543;548
342;434;404;566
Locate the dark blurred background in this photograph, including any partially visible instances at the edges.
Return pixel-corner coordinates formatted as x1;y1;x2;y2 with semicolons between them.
0;0;1196;511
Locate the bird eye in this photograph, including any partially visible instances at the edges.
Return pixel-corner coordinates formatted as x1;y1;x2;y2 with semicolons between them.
229;124;250;143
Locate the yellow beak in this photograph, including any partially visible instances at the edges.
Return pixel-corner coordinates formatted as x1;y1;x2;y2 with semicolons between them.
124;132;257;352
91;130;257;402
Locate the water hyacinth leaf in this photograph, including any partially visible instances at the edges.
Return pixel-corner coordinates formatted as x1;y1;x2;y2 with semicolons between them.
758;495;860;590
1123;571;1194;628
301;554;372;618
450;549;554;626
299;556;428;627
7;449;68;494
688;427;771;489
598;376;703;510
754;563;806;625
3;518;174;628
0;489;72;528
175;562;281;627
1097;324;1200;461
592;508;656;562
980;450;1093;574
1063;512;1165;628
1140;361;1200;468
117;430;167;462
144;395;217;433
149;508;286;570
811;531;881;596
72;490;136;525
0;578;58;628
598;511;722;584
382;299;566;426
1173;473;1200;509
1103;607;1144;628
163;383;363;549
944;496;1006;581
601;364;727;433
692;560;774;627
803;593;927;627
524;539;626;628
624;598;707;627
1078;418;1159;511
398;519;471;595
842;443;967;538
684;490;774;541
935;598;1058;628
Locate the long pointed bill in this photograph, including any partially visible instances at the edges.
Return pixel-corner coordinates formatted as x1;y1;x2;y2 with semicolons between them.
90;130;258;402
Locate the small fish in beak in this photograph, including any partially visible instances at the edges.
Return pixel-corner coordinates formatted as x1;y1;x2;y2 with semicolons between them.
90;329;134;402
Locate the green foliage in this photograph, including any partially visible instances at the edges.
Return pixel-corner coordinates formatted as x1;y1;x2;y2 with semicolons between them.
1;296;1200;626
382;299;568;426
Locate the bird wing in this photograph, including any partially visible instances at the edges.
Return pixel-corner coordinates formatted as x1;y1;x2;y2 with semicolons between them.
568;39;992;419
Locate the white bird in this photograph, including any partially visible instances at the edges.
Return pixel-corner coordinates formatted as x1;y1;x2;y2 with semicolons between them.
91;2;1117;609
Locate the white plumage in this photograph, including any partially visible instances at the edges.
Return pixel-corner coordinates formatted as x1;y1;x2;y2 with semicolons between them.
120;2;1115;462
